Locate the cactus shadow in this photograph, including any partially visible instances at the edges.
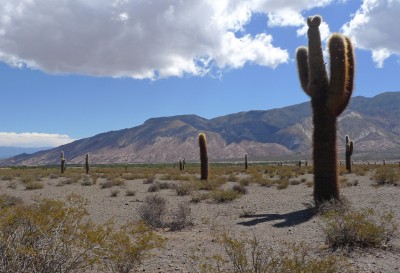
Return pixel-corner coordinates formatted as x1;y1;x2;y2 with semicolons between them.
237;207;315;228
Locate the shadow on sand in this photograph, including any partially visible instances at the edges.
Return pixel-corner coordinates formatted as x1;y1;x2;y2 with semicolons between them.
237;207;315;228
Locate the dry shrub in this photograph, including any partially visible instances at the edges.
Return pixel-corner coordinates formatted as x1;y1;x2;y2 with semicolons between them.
139;195;167;228
0;194;164;273
110;189;120;197
198;232;353;273
373;166;399;185
125;189;136;196
169;202;193;231
276;178;289;189
211;189;242;203
0;194;23;209
232;184;247;194
25;181;44;190
175;183;193;196
322;206;397;249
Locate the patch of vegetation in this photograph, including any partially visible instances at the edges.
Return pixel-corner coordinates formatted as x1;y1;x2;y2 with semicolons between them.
25;181;44;190
0;194;23;209
372;166;399;185
125;189;136;196
169;202;193;231
322;207;397;249
0;194;164;273
139;195;167;228
211;189;243;203
197;232;353;273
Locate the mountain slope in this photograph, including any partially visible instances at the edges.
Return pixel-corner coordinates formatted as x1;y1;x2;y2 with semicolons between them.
1;92;400;166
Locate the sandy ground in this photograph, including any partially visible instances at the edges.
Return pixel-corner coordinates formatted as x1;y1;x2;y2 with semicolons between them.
0;170;399;273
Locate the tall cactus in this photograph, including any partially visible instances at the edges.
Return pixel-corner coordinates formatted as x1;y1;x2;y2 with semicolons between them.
198;133;208;180
85;153;90;174
296;15;355;204
60;151;65;174
244;153;248;171
345;136;353;173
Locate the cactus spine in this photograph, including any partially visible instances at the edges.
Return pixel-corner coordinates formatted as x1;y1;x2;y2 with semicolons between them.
85;153;89;174
244;153;248;171
198;133;208;180
296;15;355;204
345;136;353;173
60;151;65;174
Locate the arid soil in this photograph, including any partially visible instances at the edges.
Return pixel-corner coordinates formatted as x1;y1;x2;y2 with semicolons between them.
1;168;399;273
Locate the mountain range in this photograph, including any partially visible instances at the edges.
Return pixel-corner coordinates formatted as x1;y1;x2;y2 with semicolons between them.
1;92;400;166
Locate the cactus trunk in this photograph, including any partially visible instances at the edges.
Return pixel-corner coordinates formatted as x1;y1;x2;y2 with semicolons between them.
244;154;248;171
85;153;89;174
60;151;65;174
313;106;339;202
198;133;208;180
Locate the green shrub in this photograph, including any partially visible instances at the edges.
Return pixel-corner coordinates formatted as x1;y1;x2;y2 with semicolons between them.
322;207;397;249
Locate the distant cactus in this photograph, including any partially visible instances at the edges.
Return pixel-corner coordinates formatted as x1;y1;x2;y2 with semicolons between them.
182;158;186;170
198;133;208;180
298;160;302;167
345;136;353;173
60;151;65;174
85;153;89;174
296;15;355;204
179;159;183;171
244;153;248;171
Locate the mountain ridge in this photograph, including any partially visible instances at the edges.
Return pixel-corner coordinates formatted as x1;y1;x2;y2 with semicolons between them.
1;92;400;166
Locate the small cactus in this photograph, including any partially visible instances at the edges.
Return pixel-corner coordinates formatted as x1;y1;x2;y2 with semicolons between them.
85;153;90;174
60;151;65;174
345;136;353;173
244;153;248;171
182;158;186;170
296;15;355;204
179;159;183;171
198;133;208;180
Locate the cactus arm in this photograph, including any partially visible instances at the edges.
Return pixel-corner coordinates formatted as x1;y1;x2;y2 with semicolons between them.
349;140;353;154
327;34;348;114
306;16;329;95
327;35;355;116
296;47;311;96
335;36;355;116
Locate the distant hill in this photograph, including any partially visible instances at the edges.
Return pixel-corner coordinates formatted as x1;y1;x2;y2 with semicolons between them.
1;92;400;166
0;147;50;159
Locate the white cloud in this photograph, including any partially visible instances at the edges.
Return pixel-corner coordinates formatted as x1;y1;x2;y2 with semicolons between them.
342;0;400;67
252;0;333;27
0;132;75;148
0;0;337;79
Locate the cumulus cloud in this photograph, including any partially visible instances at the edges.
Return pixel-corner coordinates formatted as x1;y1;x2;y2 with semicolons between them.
0;132;75;148
342;0;400;67
252;0;333;27
0;0;335;79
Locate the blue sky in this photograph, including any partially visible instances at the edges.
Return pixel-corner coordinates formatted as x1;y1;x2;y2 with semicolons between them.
0;0;399;147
